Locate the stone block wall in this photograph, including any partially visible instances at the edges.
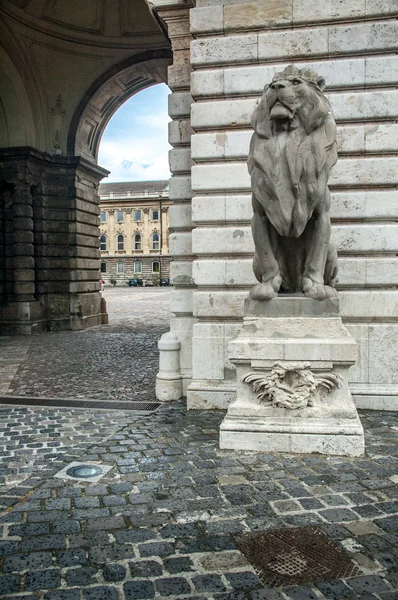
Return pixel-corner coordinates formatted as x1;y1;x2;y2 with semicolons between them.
0;147;108;333
187;0;398;410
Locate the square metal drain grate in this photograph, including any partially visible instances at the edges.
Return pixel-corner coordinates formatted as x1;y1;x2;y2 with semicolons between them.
234;525;361;587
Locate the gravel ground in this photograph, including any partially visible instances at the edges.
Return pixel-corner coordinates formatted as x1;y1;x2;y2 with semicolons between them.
5;287;171;402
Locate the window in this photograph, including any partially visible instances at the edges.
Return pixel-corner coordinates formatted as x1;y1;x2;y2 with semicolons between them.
134;261;142;274
152;261;160;273
100;234;107;251
117;234;124;251
134;233;142;250
116;210;124;222
152;209;159;221
152;232;160;250
116;261;124;273
134;210;142;221
100;262;107;273
100;211;107;223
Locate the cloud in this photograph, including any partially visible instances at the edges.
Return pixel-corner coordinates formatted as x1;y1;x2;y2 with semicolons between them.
98;83;172;182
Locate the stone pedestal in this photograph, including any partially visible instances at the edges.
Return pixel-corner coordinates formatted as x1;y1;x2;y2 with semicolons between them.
220;296;365;456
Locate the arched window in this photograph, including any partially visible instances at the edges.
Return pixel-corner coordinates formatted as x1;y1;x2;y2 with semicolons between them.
134;233;142;250
117;234;124;251
134;261;142;274
152;261;160;273
152;233;160;250
100;235;107;251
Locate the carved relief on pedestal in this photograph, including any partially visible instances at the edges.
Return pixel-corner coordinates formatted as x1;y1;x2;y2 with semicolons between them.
243;362;342;410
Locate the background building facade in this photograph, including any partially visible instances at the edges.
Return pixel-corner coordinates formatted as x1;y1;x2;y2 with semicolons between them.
99;181;171;285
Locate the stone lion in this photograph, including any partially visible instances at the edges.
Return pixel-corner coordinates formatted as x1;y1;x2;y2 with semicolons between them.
247;65;339;300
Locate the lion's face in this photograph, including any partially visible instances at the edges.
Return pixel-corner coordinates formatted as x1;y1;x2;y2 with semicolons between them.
267;75;324;123
250;67;330;137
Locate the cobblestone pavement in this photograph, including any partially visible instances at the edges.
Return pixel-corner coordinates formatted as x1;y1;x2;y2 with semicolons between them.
2;288;171;401
1;403;398;600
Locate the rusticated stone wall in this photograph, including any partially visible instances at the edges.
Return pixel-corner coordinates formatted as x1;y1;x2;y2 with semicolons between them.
186;0;398;410
0;147;108;334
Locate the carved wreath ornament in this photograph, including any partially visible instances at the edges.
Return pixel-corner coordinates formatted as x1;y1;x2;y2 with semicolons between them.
243;362;342;410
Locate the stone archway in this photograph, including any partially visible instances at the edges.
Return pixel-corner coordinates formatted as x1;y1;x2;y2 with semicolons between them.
68;51;171;162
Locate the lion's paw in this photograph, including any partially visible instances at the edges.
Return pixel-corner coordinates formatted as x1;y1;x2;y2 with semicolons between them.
304;282;338;300
250;275;281;301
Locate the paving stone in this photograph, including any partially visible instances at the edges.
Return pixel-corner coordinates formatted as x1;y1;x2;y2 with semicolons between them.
192;573;226;592
68;531;111;549
138;542;175;557
114;529;155;544
103;563;127;582
110;482;133;493
46;498;71;510
57;549;86;567
285;587;322;599
0;574;20;595
225;571;262;590
0;540;19;555
3;551;52;572
85;515;126;530
155;576;191;596
8;522;49;537
160;522;202;538
374;515;398;533
83;586;118;600
353;504;384;518
44;591;81;600
21;534;66;552
319;508;360;522
25;569;61;591
65;567;98;586
163;556;194;574
129;560;163;578
124;580;155;599
53;520;80;534
316;579;354;599
213;591;251;599
85;484;108;495
347;575;390;595
251;590;287;600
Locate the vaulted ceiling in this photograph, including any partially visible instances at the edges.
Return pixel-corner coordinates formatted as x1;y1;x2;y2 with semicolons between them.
0;0;171;155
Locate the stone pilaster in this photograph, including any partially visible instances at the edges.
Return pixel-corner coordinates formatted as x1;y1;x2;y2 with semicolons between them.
148;0;196;396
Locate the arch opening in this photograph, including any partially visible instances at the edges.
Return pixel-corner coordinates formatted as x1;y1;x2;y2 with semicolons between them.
68;52;171;163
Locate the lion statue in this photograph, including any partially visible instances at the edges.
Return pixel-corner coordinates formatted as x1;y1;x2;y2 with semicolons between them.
247;64;339;301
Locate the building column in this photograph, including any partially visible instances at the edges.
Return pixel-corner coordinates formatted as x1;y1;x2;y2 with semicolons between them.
148;0;196;396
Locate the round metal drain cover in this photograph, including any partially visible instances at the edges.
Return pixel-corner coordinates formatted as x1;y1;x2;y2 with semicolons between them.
66;465;103;479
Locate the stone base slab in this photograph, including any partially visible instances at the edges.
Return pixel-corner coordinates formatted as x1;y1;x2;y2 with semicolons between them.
220;413;365;456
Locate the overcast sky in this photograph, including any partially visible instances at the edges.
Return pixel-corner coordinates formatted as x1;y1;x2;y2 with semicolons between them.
98;83;171;182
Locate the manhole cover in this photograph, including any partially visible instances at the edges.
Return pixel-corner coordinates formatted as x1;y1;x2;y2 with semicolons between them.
66;465;103;479
234;526;361;587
